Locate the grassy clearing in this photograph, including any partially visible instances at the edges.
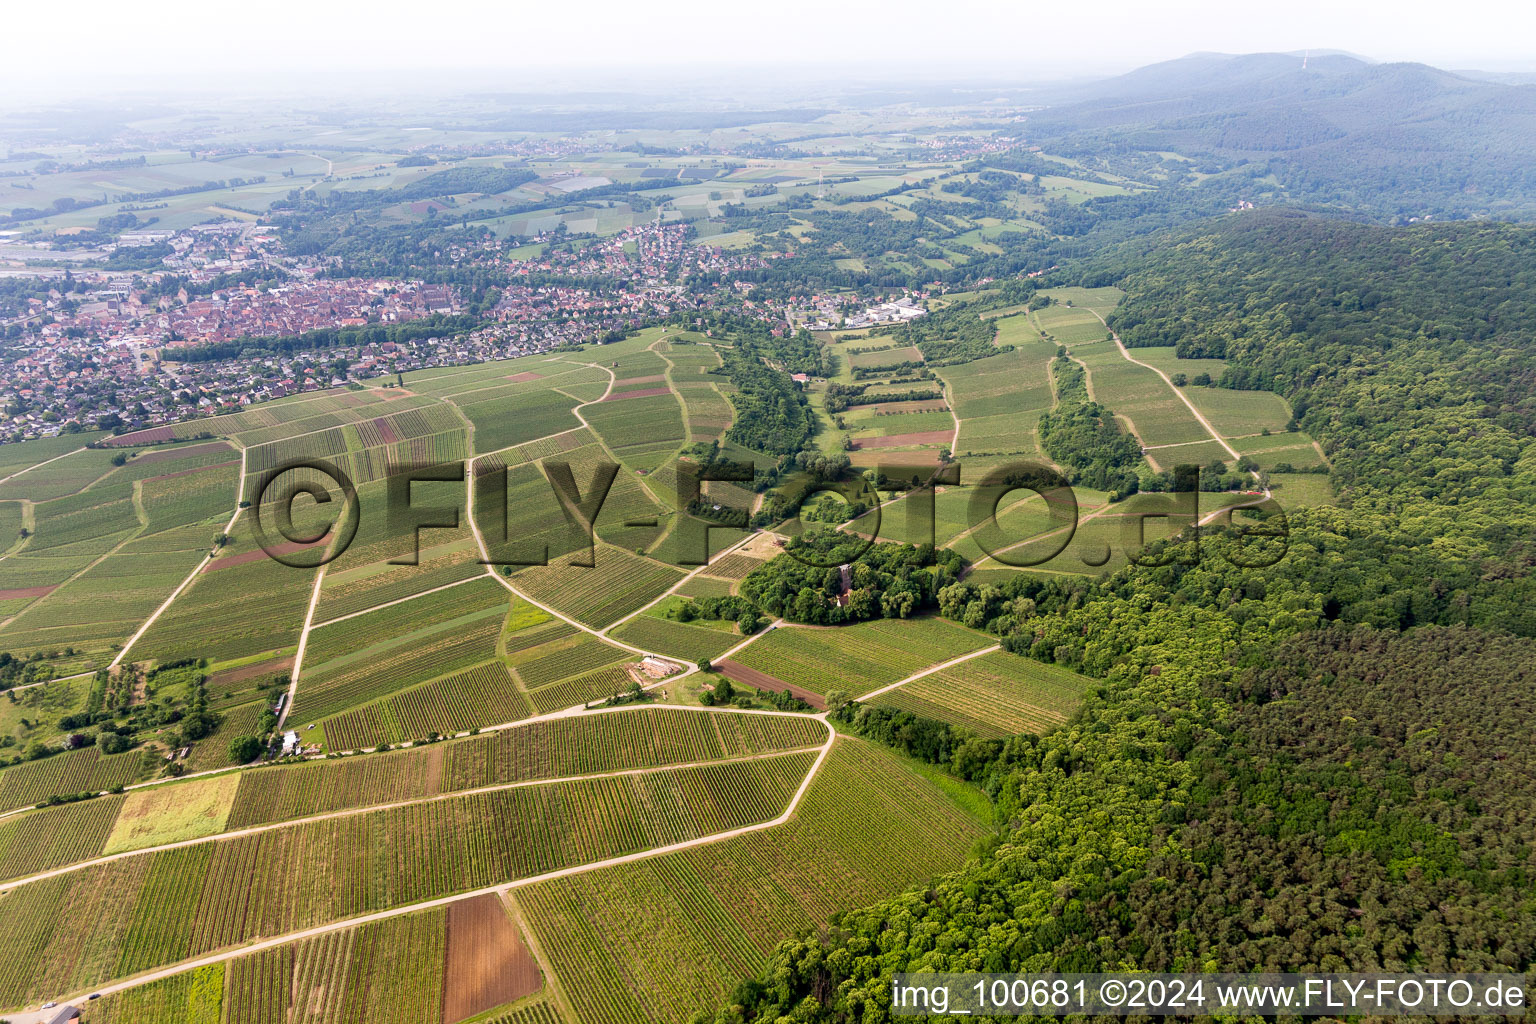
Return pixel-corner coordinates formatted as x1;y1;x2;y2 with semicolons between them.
103;772;242;854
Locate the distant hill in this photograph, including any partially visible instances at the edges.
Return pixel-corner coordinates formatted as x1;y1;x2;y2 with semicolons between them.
1027;52;1536;219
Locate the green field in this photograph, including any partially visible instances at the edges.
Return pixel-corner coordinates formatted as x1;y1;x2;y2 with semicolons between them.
0;751;818;1007
868;649;1092;737
516;736;985;1024
731;616;991;697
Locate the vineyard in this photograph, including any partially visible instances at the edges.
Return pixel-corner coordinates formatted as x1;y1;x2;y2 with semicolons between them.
0;752;818;1006
511;546;686;629
609;615;739;663
0;794;124;882
525;665;634;714
461;388;584;453
578;393;687;473
217;707;824;832
315;543;486;623
511;635;631;688
733;617;992;697
516;737;985;1024
390;661;533;740
138;460;241;532
135;521;315;665
0;746;144;810
695;552;764;581
82;963;225;1024
869;649;1091;737
323;660;532;750
296;581;510;726
221;907;448;1024
443;709;825;787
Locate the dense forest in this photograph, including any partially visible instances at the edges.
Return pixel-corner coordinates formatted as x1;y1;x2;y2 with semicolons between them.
1036;400;1143;493
698;211;1536;1023
738;535;965;624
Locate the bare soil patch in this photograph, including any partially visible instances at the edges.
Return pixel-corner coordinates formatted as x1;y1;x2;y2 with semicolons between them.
852;430;954;450
716;659;825;709
505;371;542;383
442;894;542;1023
129;440;235;464
602;386;671;401
208;654;295;688
371;416;401;444
0;584;56;600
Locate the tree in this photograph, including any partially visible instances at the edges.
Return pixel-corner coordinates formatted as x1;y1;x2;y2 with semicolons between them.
227;735;262;764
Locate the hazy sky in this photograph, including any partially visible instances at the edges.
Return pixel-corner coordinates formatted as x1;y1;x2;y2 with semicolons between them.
7;0;1536;91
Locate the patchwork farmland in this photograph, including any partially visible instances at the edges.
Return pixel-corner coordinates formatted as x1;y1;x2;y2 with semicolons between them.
0;266;1336;1024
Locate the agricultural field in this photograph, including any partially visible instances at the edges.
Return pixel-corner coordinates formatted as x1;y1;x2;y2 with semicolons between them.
730;616;992;698
1074;346;1211;448
1129;344;1229;383
609;613;741;663
103;772;242;853
1031;304;1111;346
0;432;109;482
81;963;225;1024
0;746;145;811
0;751;821;1007
868;649;1092;737
579;393;687;473
509;546;685;629
516;736;985;1024
295;578;510;728
0;794;125;882
938;341;1056;457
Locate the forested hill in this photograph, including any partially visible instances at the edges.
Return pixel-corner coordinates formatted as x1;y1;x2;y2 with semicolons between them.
1100;210;1536;501
1026;52;1536;219
696;214;1536;1023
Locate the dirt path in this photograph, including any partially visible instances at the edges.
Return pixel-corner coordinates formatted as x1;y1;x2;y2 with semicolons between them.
110;446;249;669
1086;310;1271;526
0;743;825;894
857;643;1001;702
0;444;88;487
276;565;327;731
1;711;837;1019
